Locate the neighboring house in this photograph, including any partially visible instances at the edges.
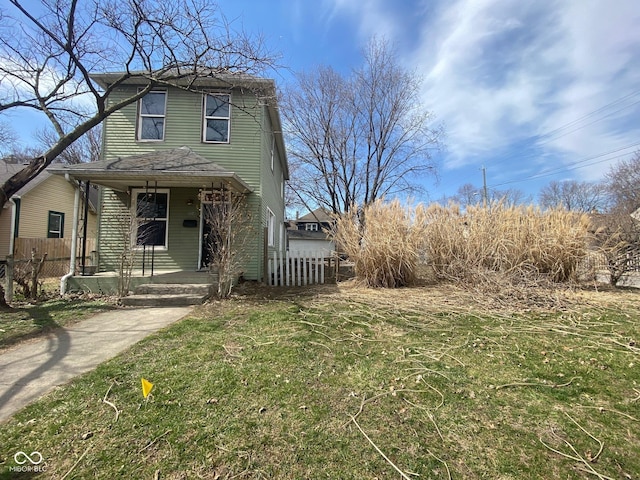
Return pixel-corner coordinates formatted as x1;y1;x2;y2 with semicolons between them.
50;72;288;291
287;208;335;257
0;159;97;258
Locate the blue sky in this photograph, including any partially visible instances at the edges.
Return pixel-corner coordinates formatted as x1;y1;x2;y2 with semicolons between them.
220;0;640;203
8;0;640;204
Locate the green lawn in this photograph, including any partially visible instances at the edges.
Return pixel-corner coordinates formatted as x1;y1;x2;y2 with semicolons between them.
0;297;117;349
0;284;638;479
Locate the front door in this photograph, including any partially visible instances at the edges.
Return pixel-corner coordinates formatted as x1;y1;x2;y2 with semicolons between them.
199;202;222;270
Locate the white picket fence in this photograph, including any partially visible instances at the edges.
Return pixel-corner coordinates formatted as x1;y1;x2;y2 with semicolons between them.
268;251;330;286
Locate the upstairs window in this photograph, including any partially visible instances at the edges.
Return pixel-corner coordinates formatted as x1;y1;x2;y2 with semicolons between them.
305;223;318;232
267;208;275;247
203;93;230;143
47;211;64;238
133;190;169;248
270;134;275;172
138;90;167;141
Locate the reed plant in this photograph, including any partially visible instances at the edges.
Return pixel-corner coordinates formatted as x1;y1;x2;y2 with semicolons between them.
331;199;426;287
422;202;591;285
332;200;591;288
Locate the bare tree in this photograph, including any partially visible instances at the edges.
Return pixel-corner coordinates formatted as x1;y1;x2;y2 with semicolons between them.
452;183;528;209
593;213;640;286
604;151;640;215
201;188;252;298
282;38;442;214
453;183;482;208
36;125;102;164
0;121;18;160
0;0;276;212
539;180;607;212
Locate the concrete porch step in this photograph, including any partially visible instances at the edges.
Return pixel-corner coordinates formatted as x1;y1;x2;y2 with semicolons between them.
134;283;212;295
121;293;208;307
121;282;214;307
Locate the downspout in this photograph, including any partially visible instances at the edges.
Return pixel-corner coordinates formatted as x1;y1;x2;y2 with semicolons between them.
8;198;18;255
60;174;81;295
5;198;18;304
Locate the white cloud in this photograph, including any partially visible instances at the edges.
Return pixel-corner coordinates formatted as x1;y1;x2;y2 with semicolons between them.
325;0;640;184
419;0;640;178
321;0;401;44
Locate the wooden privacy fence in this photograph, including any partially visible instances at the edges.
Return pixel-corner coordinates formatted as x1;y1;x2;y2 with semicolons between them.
13;237;96;278
268;251;334;286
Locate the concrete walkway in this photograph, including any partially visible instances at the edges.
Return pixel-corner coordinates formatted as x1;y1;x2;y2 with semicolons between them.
0;306;192;423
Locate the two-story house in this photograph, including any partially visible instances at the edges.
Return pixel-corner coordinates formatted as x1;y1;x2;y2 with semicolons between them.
51;72;288;294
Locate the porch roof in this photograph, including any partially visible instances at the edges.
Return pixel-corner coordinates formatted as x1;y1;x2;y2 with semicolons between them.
49;146;252;193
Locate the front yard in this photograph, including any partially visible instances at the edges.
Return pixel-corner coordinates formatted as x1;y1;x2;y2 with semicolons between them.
0;296;117;350
0;283;638;479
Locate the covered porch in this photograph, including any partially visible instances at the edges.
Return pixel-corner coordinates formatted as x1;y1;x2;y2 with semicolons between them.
49;147;254;295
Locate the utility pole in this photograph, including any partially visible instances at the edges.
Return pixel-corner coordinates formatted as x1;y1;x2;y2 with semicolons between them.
481;166;488;208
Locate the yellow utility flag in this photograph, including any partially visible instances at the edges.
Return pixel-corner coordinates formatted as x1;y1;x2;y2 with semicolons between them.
141;378;154;398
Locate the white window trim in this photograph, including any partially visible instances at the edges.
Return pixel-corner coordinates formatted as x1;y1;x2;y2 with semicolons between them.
305;223;318;231
132;188;170;250
267;207;276;247
202;93;231;144
270;134;275;172
47;211;64;238
137;89;167;142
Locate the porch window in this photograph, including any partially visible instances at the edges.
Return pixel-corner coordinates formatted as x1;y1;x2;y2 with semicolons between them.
47;211;64;238
267;208;275;247
203;93;230;143
138;90;167;141
133;190;169;248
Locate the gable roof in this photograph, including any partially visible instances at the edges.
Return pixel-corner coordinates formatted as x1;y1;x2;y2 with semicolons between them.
0;159;55;197
297;208;333;223
48;146;253;193
0;159;99;211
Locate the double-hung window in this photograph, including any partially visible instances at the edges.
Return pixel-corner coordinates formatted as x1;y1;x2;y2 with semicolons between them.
47;211;64;238
133;190;169;248
267;208;275;247
138;90;167;141
203;93;230;143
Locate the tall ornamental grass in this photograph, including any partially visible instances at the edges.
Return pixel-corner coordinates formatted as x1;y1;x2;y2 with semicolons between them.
332;200;592;288
331;199;426;287
422;202;591;284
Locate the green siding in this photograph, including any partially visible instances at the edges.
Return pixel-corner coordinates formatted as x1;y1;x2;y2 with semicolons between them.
260;105;286;259
103;87;263;191
97;84;287;281
99;187;201;272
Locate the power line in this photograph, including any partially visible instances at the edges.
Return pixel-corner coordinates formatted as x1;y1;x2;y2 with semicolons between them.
489;142;640;188
536;89;640;142
535;99;640;148
485;89;640;171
